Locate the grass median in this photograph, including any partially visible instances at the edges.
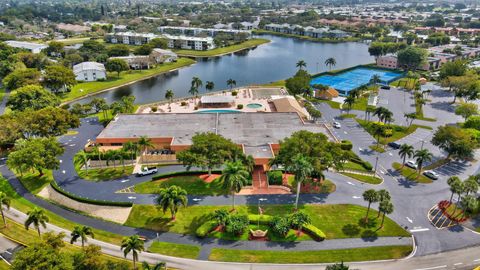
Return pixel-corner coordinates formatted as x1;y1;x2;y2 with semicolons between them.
148;241;200;259
340;172;382;185
392;162;433;184
124;204;410;239
74;153;134;182
134;175;226;195
61;58;196;102
208;245;413;263
174;38;270;57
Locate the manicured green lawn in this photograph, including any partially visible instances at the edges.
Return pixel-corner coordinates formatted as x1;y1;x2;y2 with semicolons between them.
0;177;125;245
125;204;410;239
209;245;413;263
0;260;9;270
392;162;433;184
174;39;270;57
390;78;417;90
356;119;431;145
134;175;226;195
286;176;336;194
0;87;5;104
342;161;370;172
258;80;286;87
341;172;382;185
148;241;201;259
317;99;341;109
61;58;195;102
74;153;133;181
369;145;386;153
339;113;357;119
16;170;53;194
56;37;91;45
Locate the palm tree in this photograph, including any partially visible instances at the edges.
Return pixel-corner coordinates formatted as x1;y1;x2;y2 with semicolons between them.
348;89;360;99
463;177;479;195
227;78;236;90
325;57;336;70
156;185;188;220
188;86;199;105
142;261;166;270
451;181;465;215
378;200;394;228
413;149;433;176
296;60;307;70
78;151;89;176
372;123;385;149
220;161;249;210
287;154;314;210
447;176;462;203
211;209;230;227
404;112;417;127
362;189;379;224
165;89;174;111
373;107;393;123
343;95;355;114
0;192;11;227
121;235;145;270
190;77;202;105
376;190;391;218
460;195;478;218
137;136;154;155
398;144;414;168
370;74;381;85
122;141;138;163
70;225;95;248
205;81;215;92
25;208;49;237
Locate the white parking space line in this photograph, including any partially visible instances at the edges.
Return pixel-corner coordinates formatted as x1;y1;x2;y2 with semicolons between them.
410;228;430;232
453;263;463;266
406;217;413;223
414;265;447;270
347;181;355;186
352;196;361;199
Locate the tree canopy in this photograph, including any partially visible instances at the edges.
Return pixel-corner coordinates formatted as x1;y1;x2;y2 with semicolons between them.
285;69;311;95
397;46;427;71
43;65;77;92
7;84;60;111
432;125;476;160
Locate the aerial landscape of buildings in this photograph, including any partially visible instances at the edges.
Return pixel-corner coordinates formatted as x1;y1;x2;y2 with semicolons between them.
0;0;480;270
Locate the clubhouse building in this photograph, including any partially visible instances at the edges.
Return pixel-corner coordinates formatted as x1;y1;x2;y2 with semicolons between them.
93;112;328;166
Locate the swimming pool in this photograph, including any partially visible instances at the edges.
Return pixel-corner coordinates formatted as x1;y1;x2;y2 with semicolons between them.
310;67;403;96
195;109;241;114
246;103;263;109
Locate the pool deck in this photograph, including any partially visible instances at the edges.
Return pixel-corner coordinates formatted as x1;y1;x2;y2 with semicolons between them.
139;88;288;114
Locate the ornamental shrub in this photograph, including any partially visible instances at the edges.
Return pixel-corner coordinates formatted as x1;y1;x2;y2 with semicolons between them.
225;214;249;236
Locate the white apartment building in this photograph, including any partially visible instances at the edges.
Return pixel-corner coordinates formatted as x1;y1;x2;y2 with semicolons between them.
163;34;215;51
73;62;107;82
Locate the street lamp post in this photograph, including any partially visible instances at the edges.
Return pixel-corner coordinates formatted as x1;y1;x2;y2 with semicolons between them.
421;140;425;150
374;156;379;175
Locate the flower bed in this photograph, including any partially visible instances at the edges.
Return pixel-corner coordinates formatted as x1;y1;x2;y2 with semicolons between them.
438;200;467;223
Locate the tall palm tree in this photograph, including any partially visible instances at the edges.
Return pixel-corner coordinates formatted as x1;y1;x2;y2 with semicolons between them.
343;95;355;114
451;181;465;215
227;78;236;90
362;189;379;224
463;177;478;195
25;208;49;237
190;77;202;105
413;149;433;176
165;89;174;111
372;123;385;149
460;195;478;218
156;185;188;220
376;190;391;218
404;112;417;127
121;235;145;270
70;225;95;248
78;151;89;176
296;60;307;70
122;141;138;163
325;57;336;71
447;176;462;203
91;146;103;168
398;144;414;168
370;74;381;85
348;89;360;99
188;86;199;105
378;199;394;228
142;261;166;270
137;136;154;154
220;161;249;210
0;192;11;227
205;81;215;91
287;154;314;210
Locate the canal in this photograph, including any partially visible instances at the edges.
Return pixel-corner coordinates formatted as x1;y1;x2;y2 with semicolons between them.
78;35;374;104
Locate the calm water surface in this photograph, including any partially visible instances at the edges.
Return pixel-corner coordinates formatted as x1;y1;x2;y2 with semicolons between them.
78;35;374;104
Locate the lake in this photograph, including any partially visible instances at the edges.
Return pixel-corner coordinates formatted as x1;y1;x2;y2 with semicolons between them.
77;35;374;105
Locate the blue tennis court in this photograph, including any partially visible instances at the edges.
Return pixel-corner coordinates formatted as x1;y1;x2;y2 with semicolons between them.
310;67;403;96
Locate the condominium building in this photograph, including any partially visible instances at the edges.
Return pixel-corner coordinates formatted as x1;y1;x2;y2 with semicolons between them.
264;23;350;38
163;34;215;51
158;26;251;38
105;32;158;45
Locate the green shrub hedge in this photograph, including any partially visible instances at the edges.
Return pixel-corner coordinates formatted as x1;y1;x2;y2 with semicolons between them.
151;170;222;181
349;152;373;171
195;220;218;238
302;224;326;241
248;214;274;225
266;170;283;185
340;140;353;151
50;181;133;207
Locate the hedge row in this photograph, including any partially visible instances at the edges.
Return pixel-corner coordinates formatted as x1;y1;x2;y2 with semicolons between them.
195;220;218;238
50;181;133;207
248;214;274;225
303;224;326;241
349;152;373;171
266;170;283;185
151;170;222;181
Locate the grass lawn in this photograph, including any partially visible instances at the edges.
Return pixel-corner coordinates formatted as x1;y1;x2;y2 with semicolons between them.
61;58;195;102
74;153;133;181
369;145;386;153
56;37;91;45
424;158;449;170
339;113;357;119
317;99;341;109
174;39;270;57
16;170;53;194
390;78;417;90
0;177;125;245
134;175;226;195
0;218;135;267
392;162;433;184
208;245;413;263
0;260;8;270
125;204;410;239
257;80;286;87
341;172;382;185
0;87;5;104
286;176;336;194
342;161;370;172
356;119;431;145
148;241;200;259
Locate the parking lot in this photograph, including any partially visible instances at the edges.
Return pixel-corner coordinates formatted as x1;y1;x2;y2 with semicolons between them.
395;128;433;147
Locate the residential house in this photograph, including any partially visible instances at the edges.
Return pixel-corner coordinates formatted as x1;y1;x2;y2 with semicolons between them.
73;62;107;82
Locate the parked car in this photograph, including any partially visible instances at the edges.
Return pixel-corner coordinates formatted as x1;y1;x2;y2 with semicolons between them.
137;166;158;176
423;170;439;180
333;121;341;129
405;160;418;169
388;142;401;149
380;84;391;90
